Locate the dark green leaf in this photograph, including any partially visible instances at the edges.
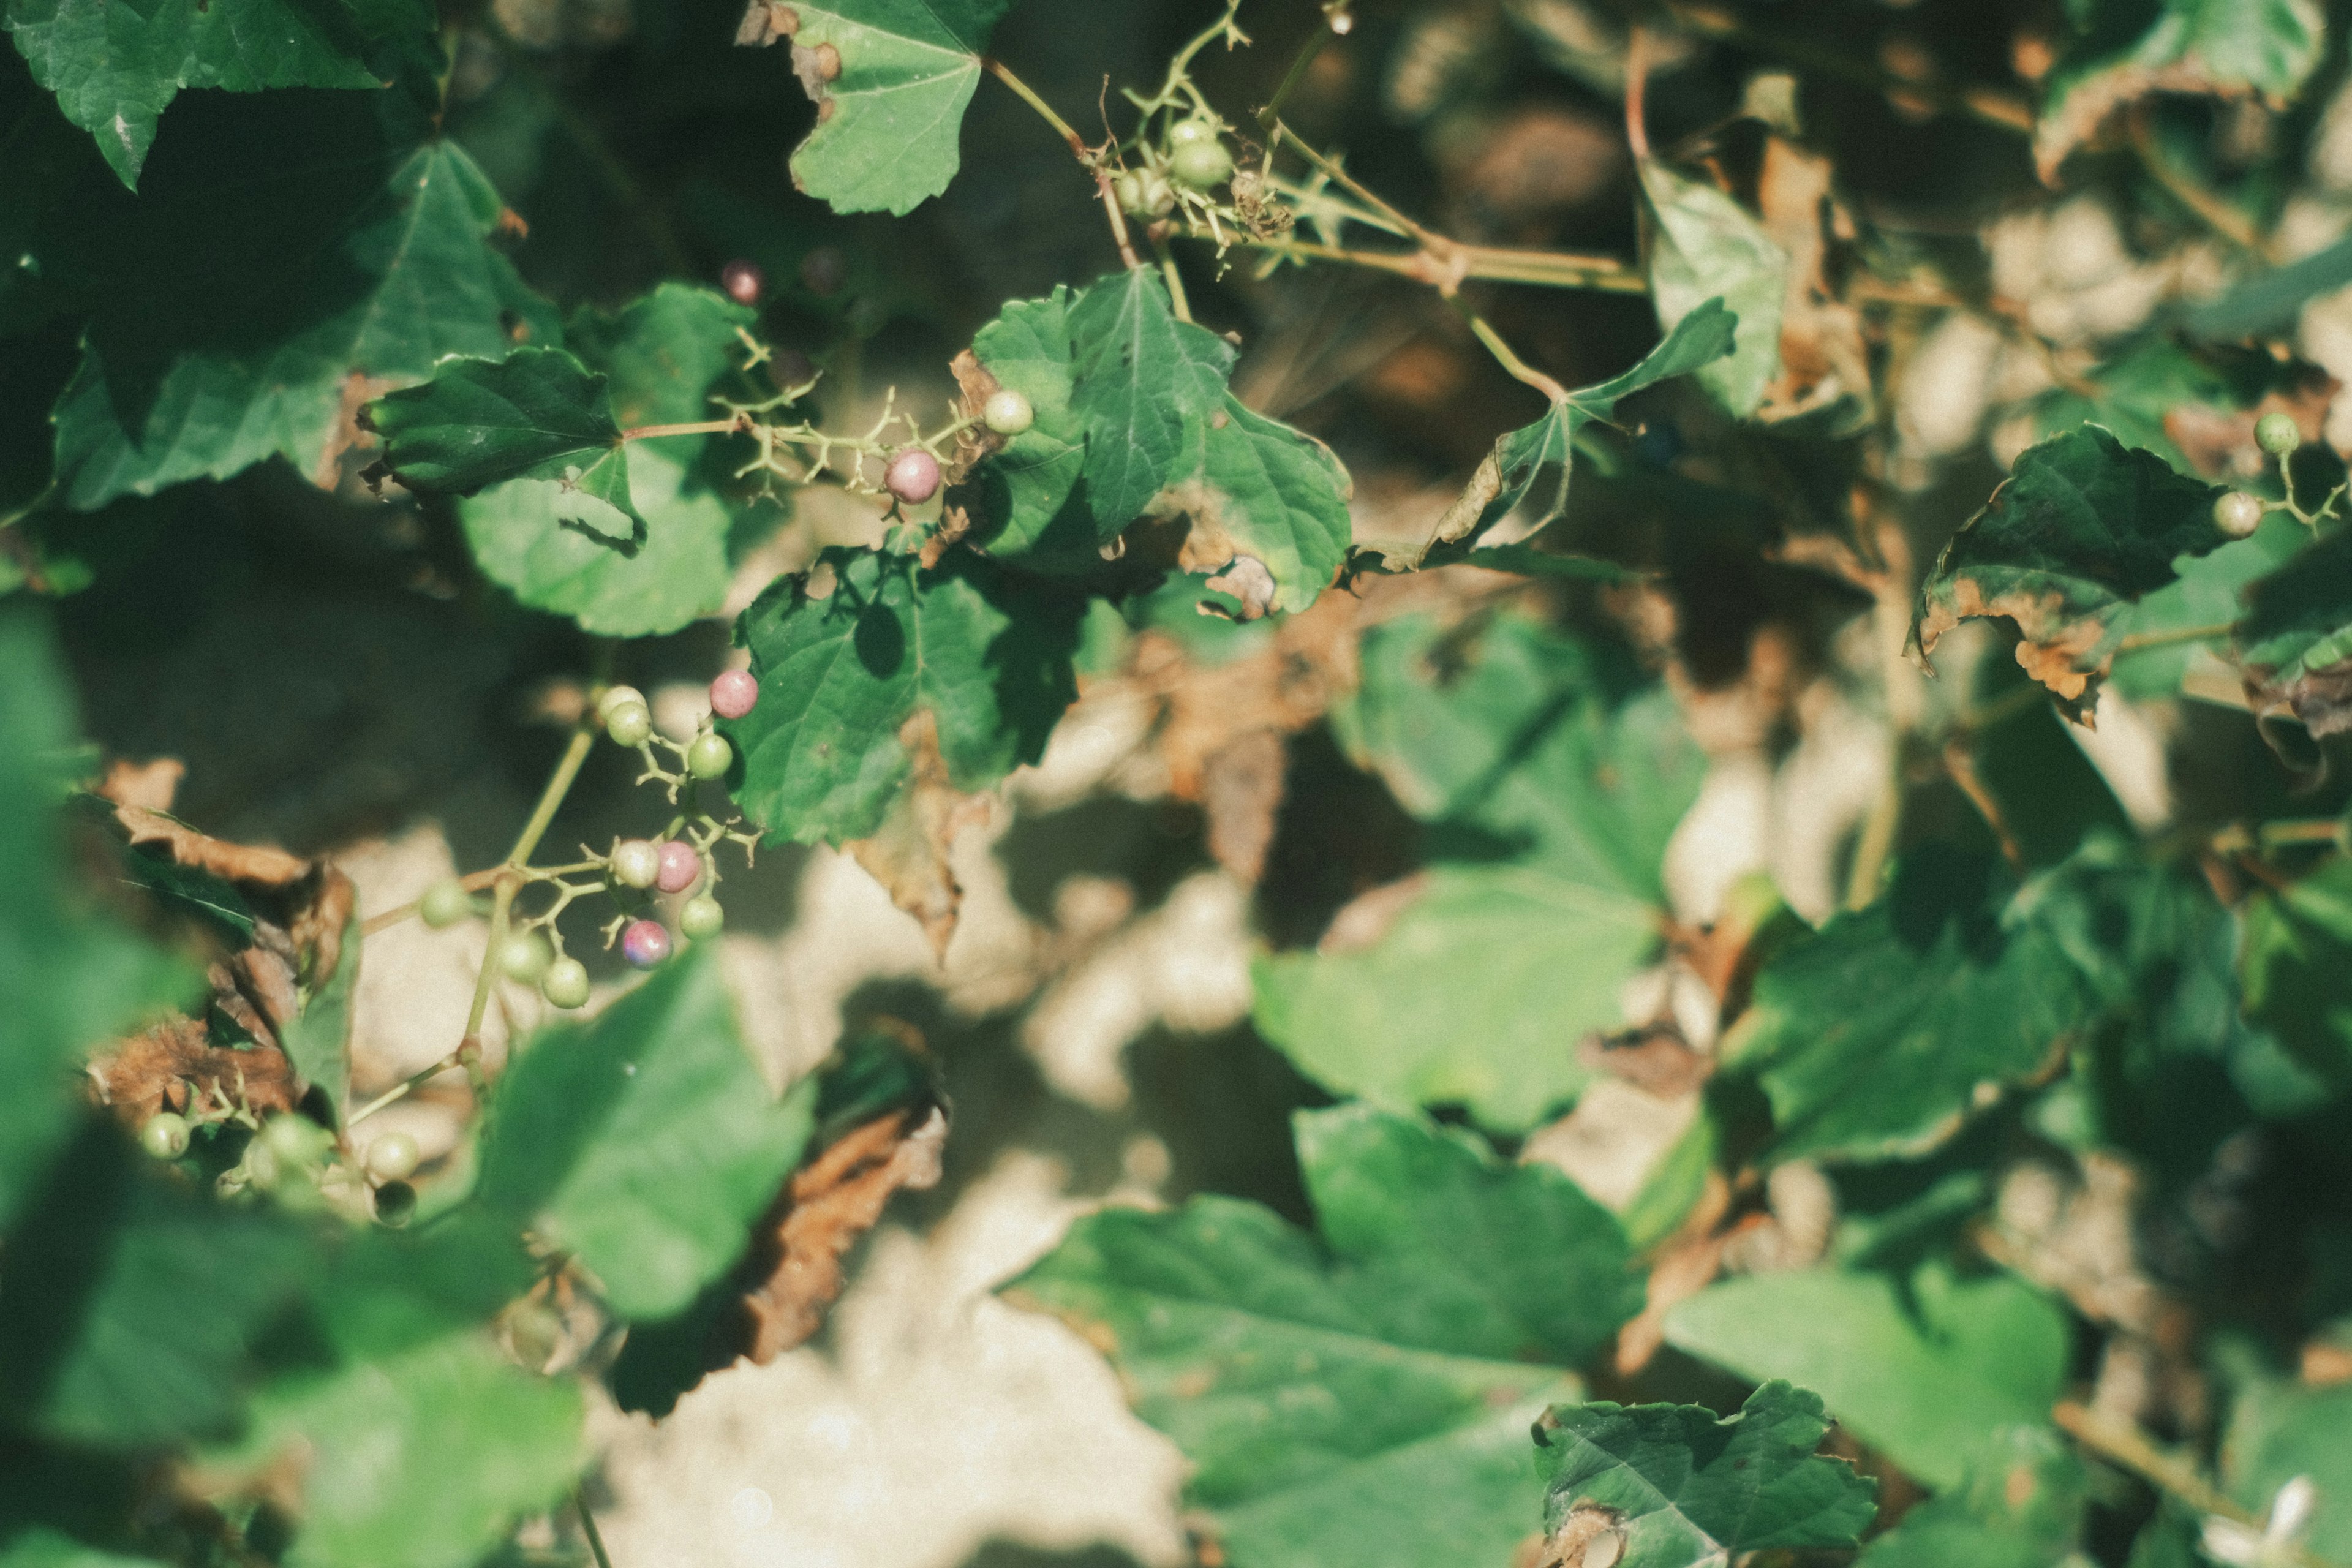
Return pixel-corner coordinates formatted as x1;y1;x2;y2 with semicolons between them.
2188;233;2352;340
1411;300;1738;566
1153;393;1353;616
1720;848;2099;1163
2234;527;2352;738
209;1334;583;1568
1854;1427;2088;1568
0;605;192;1225
280;911;360;1123
0;1121;311;1446
1913;426;2224;715
45;86;557;511
1010;1105;1640;1568
1638;164;1787;417
1532;1381;1877;1568
766;0;1017;216
1067;268;1235;533
2;0;434;189
2108;514;2302;701
366;348;640;538
1664;1264;2068;1490
2037;0;2326;182
477;946;815;1321
2241;855;2352;1090
959;285;1095;565
0;1532;164;1568
726;547;1081;845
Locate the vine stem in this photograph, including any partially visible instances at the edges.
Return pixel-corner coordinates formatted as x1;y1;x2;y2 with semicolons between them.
622;417;745;442
347;722;600;1128
2116;620;2236;654
1624;25;1653;164
980;56;1143;270
2053;1403;2345;1568
1458;307;1569;402
2208;816;2345;855
1238;235;1645;292
1153;235;1194;322
576;1493;616;1568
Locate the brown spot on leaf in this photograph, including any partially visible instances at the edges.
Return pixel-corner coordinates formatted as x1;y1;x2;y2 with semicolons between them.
98;756;186;813
744;1105;948;1360
1534;1505;1627;1568
1917;574;2108;717
313;371;401;491
733;0;796;45
2036;62;2267;184
846;712;993;960
1578;1024;1709;1098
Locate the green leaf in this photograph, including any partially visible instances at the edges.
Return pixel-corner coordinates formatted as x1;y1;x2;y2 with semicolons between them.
2234;527;2352;737
767;0;1017;216
281;911;361;1123
366;348;641;539
0;1531;165;1568
46;85;557;511
2222;1377;2352;1561
2;0;433;189
959;286;1095;565
1412;300;1738;566
477;946;814;1321
1855;1427;2089;1568
1912;426;2223;716
1664;1263;2069;1490
2108;514;2302;701
726;546;1081;845
1067;268;1235;533
1638;164;1787;417
2037;0;2326;182
1153;393;1354;616
1720;848;2099;1163
0;1121;312;1446
2241;855;2352;1090
214;1335;584;1568
0;605;192;1226
1532;1381;1877;1568
1255;611;1703;1129
1010;1105;1639;1568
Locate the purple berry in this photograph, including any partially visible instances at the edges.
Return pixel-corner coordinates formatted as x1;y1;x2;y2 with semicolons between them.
710;668;760;720
655;839;702;894
885;448;941;505
621;919;672;969
721;259;764;306
798;247;847;297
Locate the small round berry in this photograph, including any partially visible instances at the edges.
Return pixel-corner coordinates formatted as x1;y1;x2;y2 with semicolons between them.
260;1114;327;1168
1169;138;1234;190
2214;491;2265;538
1167;116;1219;148
680;895;725;941
611;839;662;889
621;919;673;969
767;347;818;394
366;1130;421;1182
798;246;847;297
374;1180;417;1227
983;389;1035;437
720;259;765;306
884;448;941;505
597;684;647;723
655;839;703;894
605;699;654;748
499;929;554;984
541;958;592;1010
243;1140;282;1191
710;668;760;721
2256;412;2302;458
419;877;473;929
687;732;734;780
140;1110;191;1160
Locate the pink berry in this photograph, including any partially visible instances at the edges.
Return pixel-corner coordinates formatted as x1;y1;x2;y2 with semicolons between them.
885;448;940;505
710;668;760;720
721;260;764;306
655;839;702;894
620;919;672;969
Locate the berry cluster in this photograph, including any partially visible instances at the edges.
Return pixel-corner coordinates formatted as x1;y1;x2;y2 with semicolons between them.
139;1096;422;1226
417;669;764;1010
2212;412;2345;538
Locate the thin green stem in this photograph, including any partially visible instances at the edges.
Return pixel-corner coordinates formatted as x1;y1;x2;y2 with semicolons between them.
1256;15;1333;138
1456;304;1569;402
2209;816;2346;855
1235;235;1644;292
980;56;1085;154
1153;235;1193;322
2116;620;2236;654
1126;0;1247;117
2054;1403;2345;1568
622;417;744;443
576;1493;616;1568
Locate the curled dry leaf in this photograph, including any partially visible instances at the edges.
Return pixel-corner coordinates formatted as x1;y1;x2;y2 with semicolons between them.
90;1015;300;1125
744;1104;948;1360
845;712;994;960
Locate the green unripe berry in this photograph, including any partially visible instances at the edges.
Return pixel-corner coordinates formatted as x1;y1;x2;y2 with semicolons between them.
611;839;662;889
140;1110;191;1159
1169;139;1234;191
499;929;553;983
366;1130;421;1182
541;958;591;1010
604;699;654;748
2256;412;2302;458
374;1180;417;1227
2214;491;2265;538
1117;169;1174;219
1167;116;1219;148
418;877;473;929
597;684;647;723
680;895;725;940
984;388;1035;437
687;732;733;780
260;1114;329;1169
243;1140;282;1191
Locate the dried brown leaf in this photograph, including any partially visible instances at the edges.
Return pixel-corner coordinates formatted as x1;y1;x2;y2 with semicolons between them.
91;1015;300;1125
846;712;993;960
97;756;186;813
